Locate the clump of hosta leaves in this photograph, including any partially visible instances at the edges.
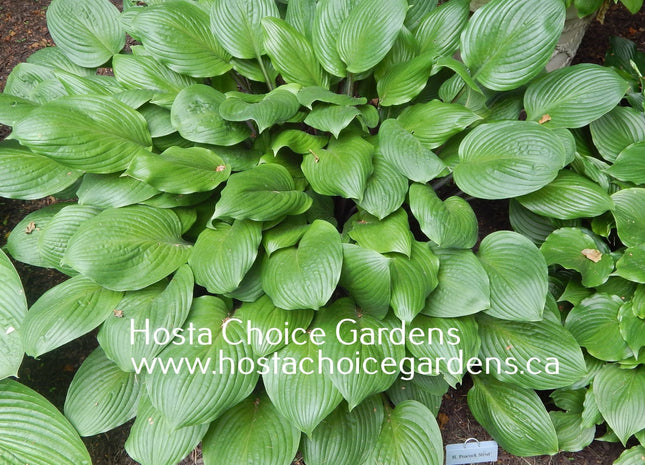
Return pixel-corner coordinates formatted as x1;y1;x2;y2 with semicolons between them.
0;0;641;464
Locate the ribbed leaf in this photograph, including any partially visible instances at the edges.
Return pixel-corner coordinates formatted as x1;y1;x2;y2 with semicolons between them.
355;152;407;220
525;64;629;129
616;245;645;284
47;0;124;67
518;171;614;220
0;141;82;200
202;393;300;465
112;54;197;95
508;199;555;245
0;93;37;125
363;400;443;465
11;95;152;174
614;446;645;465
170;84;251;146
261;220;342;310
386;376;448;416
619;302;645;355
303;104;363;138
189;220;262;294
337;0;407;73
607;142;645;184
64;347;140;436
613;188;645;249
21;275;122;357
97;265;193;372
461;0;565;91
147;296;258;427
377;54;434;107
285;0;316;38
213;164;312;221
297;86;366;109
0;379;91;465
301;396;383;465
131;2;231;77
415;0;469;58
468;375;559;456
77;173;158;208
311;0;354;77
0;250;27;379
347;209;412;257
271;129;329;156
64;205;192;291
454;121;566;200
477;231;548;321
590;105;645;162
551;411;595;452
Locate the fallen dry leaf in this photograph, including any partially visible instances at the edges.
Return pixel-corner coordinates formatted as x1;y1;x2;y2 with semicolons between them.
581;248;602;263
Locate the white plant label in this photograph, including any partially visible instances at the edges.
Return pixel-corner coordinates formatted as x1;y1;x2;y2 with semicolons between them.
445;439;498;465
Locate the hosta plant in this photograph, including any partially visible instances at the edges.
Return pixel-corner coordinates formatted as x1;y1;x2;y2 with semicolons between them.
0;0;641;464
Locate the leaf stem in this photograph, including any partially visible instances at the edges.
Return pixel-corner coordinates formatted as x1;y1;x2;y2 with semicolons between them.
345;72;354;97
431;174;453;191
256;55;275;91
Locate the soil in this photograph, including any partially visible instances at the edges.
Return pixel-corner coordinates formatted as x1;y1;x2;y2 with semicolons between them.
1;1;643;464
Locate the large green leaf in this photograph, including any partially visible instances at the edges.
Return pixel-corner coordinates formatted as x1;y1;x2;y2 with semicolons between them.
112;53;197;96
616;245;645;284
377;54;434;107
422;248;490;318
189;220;262;294
347;209;412;257
461;0;565;91
0;379;91;465
210;0;280;59
607;142;645;184
336;0;407;74
594;365;645;445
0;141;82;200
262;220;342;310
77;173;159;208
130;1;231;77
64;347;140;436
97;265;193;372
63;205;192;291
213;164;312;221
271;129;329;156
468;375;559;456
202;393;300;465
46;0;124;67
363;400;444;465
415;0;469;58
301;396;383;465
311;0;353;77
590;106;645;162
0;92;37;125
614;446;645;465
518;170;614;220
525;64;629;128
508;199;556;245
303;104;374;138
146;296;258;427
619;302;645;355
170;84;251;146
477;315;587;390
285;0;316;38
454;121;566;199
478;231;548;321
565;294;632;361
409;183;478;249
541;228;614;287
297;86;367;109
550;411;595;452
0;250;27;379
302;133;373;200
356;152;408;220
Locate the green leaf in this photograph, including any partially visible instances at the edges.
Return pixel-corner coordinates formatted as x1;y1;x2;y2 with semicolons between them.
409;183;478;249
190;220;262;294
219;86;301;133
356;152;408;220
262;216;309;257
378;119;445;183
130;1;231;77
64;347;140;436
210;0;280;59
619;302;645;354
0;379;91;465
97;265;193;372
202;393;300;465
213;164;312;221
147;296;258;427
302;132;373;200
415;0;469;58
468;375;559;456
565;294;632;361
454;121;566;200
389;241;440;323
77;173;159;208
125;395;208;465
616;245;645;284
0;141;82;200
170;84;251;146
518;171;614;220
112;54;197;96
285;0;316;39
508;199;556;245
461;0;565;91
317;300;405;408
386;376;448;415
0;250;27;379
46;0;124;67
594;365;645;445
614;446;645;465
422;248;490;318
21;275;122;357
301;396;383;465
607;142;645;184
339;244;391;320
477;315;587;389
271;129;329;156
64;205;192;291
550;411;595;452
541;228;614;287
525;64;629;128
377;54;434;106
297;86;367;109
303;104;362;138
11;95;152;174
478;231;548;321
590;106;645;162
347;209;412;257
263;335;343;435
262;17;330;88
364;400;444;465
0;93;37;126
262;220;342;310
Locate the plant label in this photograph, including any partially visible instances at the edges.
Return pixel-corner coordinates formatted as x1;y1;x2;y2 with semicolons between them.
445;439;498;465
